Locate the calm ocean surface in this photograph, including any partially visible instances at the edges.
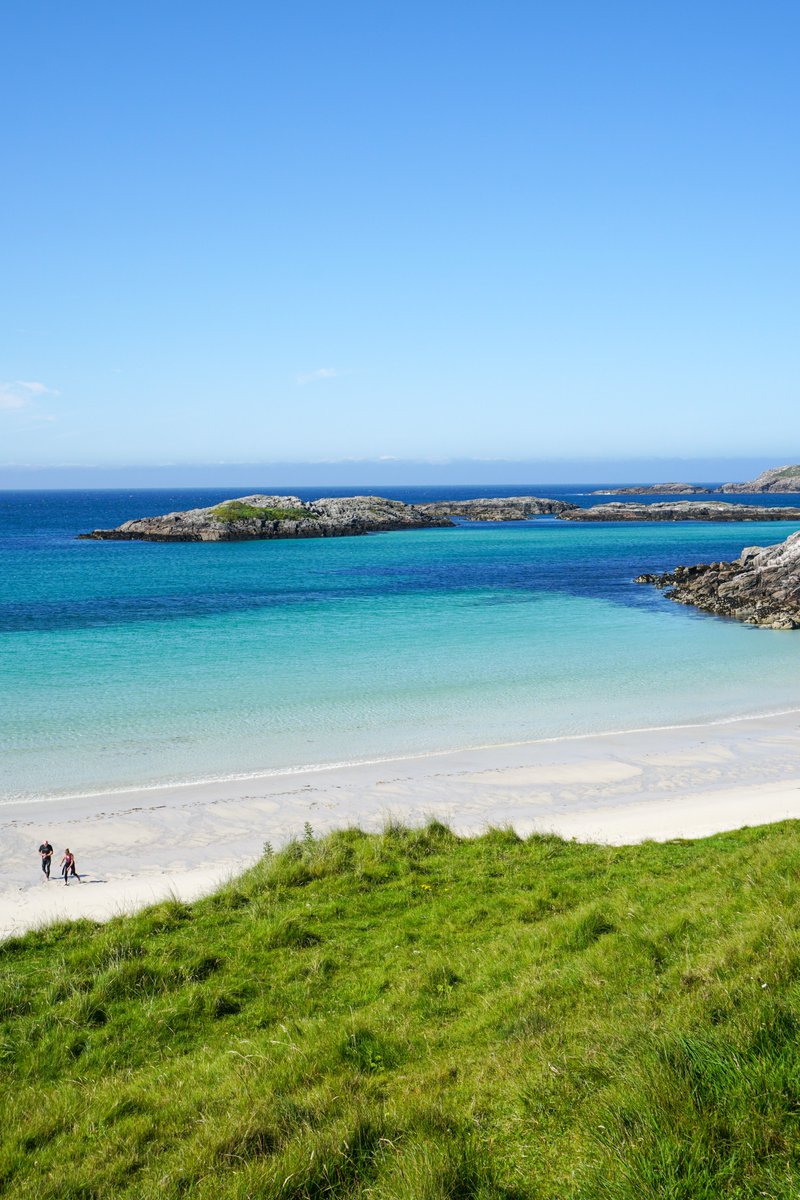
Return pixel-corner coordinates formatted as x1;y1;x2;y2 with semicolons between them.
3;486;800;804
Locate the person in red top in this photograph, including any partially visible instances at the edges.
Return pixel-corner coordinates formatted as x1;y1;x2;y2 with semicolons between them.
60;849;79;885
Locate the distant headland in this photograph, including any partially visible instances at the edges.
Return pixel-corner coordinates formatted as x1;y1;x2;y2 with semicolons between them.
593;464;800;495
718;464;800;493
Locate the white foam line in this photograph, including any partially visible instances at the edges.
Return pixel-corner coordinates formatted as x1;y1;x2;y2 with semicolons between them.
5;704;800;809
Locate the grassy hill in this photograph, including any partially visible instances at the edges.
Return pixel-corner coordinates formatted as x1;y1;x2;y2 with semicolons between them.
2;820;800;1199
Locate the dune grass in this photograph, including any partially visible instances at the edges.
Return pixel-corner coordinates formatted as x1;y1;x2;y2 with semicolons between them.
2;820;800;1198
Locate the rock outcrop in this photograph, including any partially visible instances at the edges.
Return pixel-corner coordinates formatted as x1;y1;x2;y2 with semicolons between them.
719;465;800;493
561;501;800;522
635;530;800;629
80;495;454;542
417;496;578;520
591;484;712;495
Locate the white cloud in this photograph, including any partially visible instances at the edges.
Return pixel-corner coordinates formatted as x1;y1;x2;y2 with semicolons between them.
296;367;340;386
17;381;58;396
0;389;27;411
0;380;60;410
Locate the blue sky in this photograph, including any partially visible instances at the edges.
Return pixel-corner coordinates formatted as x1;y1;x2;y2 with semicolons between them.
2;1;798;480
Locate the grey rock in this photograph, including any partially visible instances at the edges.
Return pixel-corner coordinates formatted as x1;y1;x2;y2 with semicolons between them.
635;530;800;628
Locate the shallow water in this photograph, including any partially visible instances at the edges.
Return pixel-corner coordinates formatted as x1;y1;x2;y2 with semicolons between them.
3;487;800;802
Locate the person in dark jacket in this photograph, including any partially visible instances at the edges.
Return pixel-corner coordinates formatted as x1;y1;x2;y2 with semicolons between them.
39;839;53;880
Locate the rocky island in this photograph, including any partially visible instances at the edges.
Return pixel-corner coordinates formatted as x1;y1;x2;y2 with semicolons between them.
417;496;577;520
636;530;800;629
561;501;800;522
80;495;454;542
591;483;712;495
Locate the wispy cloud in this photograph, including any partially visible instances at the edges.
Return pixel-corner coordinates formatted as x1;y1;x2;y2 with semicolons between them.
0;380;60;411
296;367;340;386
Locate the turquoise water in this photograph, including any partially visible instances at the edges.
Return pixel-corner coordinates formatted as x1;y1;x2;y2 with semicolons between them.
3;488;800;802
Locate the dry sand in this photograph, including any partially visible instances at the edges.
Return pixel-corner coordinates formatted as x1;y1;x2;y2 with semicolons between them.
3;710;800;940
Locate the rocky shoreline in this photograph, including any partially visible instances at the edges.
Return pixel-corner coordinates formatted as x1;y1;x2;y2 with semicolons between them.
635;531;800;629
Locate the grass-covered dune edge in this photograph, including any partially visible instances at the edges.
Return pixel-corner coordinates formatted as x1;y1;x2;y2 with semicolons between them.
3;820;800;1199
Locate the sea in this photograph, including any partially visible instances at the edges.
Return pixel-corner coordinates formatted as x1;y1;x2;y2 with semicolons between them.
3;485;800;805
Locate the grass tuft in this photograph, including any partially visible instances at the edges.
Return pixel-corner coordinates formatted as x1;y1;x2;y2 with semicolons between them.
265;917;322;949
211;502;312;523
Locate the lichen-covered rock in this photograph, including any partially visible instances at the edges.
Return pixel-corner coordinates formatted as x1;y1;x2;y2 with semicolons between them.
635;530;800;628
562;501;800;522
80;495;453;542
417;496;578;520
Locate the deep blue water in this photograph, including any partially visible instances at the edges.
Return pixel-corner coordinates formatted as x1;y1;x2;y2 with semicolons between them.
3;486;800;803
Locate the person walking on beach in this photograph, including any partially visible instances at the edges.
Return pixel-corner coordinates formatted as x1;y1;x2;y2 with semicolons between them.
60;849;79;885
38;839;53;880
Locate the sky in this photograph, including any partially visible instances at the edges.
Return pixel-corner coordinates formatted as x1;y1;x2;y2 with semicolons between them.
1;1;798;482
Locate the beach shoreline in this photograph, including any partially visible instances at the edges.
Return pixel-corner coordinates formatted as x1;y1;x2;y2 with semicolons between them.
7;704;800;809
3;708;800;941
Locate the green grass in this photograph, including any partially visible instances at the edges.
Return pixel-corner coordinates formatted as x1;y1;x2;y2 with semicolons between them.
211;502;312;522
3;820;800;1198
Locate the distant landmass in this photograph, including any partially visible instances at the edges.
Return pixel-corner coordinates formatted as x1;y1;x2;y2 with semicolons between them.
593;465;800;495
591;483;712;495
718;464;800;493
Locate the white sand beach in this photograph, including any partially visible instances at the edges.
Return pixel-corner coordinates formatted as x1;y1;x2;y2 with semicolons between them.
3;709;800;940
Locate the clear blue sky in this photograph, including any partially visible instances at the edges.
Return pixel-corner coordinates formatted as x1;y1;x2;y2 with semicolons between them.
2;1;798;479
